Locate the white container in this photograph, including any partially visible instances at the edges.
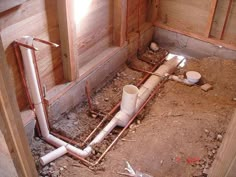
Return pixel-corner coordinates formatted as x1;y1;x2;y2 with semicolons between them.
120;85;139;116
186;71;201;84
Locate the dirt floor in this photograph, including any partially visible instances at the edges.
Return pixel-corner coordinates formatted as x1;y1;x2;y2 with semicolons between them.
31;49;236;177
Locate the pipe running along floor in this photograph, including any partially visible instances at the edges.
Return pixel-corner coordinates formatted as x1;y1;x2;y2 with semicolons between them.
31;49;236;177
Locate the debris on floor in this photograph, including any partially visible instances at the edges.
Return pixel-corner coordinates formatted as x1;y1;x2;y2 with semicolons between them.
150;42;159;52
30;50;236;177
201;83;213;92
117;161;153;177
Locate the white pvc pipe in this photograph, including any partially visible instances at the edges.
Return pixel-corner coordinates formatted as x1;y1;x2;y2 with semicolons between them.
40;146;67;166
169;75;194;86
121;85;139;116
19;36;181;165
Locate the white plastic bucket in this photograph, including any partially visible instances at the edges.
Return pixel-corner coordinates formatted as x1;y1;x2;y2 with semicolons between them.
120;85;139;116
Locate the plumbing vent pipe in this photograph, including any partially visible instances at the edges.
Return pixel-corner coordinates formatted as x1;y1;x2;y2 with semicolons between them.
18;36;182;166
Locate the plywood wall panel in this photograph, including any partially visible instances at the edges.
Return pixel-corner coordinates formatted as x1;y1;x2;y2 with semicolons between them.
76;0;114;69
78;34;113;68
221;1;236;45
210;0;236;45
210;0;229;39
158;0;211;35
127;0;149;33
0;0;64;110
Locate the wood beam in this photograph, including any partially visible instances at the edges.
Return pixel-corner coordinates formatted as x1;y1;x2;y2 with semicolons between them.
155;22;236;51
205;0;218;37
209;110;236;177
147;0;160;23
0;36;38;177
220;0;233;40
57;0;77;81
113;0;127;46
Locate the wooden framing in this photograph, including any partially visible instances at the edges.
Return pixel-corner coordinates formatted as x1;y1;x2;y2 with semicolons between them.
205;0;218;37
209;110;236;177
155;22;236;51
0;36;38;177
147;0;159;23
113;0;127;46
220;0;233;40
57;0;77;81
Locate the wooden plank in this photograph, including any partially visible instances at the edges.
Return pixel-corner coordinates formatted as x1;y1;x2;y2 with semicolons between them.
220;0;233;40
155;21;236;51
205;0;218;37
209;110;236;177
157;0;211;36
0;130;18;177
0;0;64;110
147;0;159;23
0;0;27;13
0;36;38;177
113;0;127;46
57;0;77;81
77;25;113;54
78;34;113;68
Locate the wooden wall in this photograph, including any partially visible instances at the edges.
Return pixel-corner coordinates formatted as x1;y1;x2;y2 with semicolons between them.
211;0;236;44
158;0;211;36
0;0;64;110
76;0;114;69
155;0;236;50
0;0;152;111
127;0;149;33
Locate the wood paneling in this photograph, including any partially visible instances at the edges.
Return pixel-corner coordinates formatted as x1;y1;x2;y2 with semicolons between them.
155;0;236;50
219;1;236;44
157;0;211;36
0;0;64;110
127;0;149;33
76;0;114;69
0;0;27;13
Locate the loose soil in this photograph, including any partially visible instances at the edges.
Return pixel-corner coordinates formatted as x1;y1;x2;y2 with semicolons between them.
31;49;236;177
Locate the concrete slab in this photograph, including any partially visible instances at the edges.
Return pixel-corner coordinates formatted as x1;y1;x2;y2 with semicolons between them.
154;28;236;59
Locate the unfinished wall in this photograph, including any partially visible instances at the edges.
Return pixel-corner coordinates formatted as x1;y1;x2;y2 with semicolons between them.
77;0;114;70
0;0;64;110
155;0;236;51
45;0;155;121
157;0;211;35
211;0;236;45
127;0;149;33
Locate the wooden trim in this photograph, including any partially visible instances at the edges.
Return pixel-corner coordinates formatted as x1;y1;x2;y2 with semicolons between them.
220;0;233;40
154;21;236;51
113;0;127;46
209;110;236;177
57;0;77;81
205;0;218;37
0;36;38;177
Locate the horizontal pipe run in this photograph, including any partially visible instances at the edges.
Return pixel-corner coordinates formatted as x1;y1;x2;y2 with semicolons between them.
18;36;178;166
67;78;168;167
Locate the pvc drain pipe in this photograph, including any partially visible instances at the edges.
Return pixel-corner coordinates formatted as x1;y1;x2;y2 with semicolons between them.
18;36;182;165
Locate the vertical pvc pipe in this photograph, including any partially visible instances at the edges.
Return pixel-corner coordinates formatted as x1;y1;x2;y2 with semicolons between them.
19;36;49;138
